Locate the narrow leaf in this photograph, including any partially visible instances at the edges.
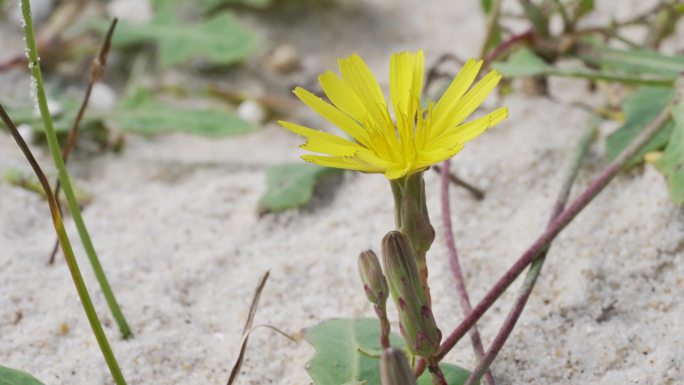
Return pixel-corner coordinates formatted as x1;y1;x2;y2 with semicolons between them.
203;0;273;11
257;163;341;214
493;49;675;87
579;46;684;77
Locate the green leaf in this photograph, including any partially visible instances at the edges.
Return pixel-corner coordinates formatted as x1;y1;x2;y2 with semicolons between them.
0;365;46;385
606;87;675;168
655;102;684;204
492;49;551;77
203;0;273;11
114;88;256;136
257;163;341;214
480;0;493;13
493;49;675;87
305;318;472;385
579;46;684;77
110;7;255;67
574;0;594;19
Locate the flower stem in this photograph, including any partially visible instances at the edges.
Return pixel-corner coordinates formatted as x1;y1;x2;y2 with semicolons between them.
440;159;495;385
375;304;391;349
414;102;673;376
0;106;128;385
463;121;598;385
19;0;132;339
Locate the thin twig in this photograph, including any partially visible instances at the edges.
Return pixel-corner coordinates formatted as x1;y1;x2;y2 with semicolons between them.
432;165;485;201
463;120;598;385
440;159;495;385
0;105;128;385
414;99;674;377
48;18;118;264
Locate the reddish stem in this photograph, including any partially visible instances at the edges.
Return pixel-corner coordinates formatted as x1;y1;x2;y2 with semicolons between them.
440;159;496;385
414;104;672;377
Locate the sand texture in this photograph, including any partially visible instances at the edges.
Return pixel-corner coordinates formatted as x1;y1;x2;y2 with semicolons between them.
0;0;683;384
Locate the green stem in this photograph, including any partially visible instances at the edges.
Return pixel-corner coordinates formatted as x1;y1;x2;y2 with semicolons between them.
0;106;128;385
20;0;132;339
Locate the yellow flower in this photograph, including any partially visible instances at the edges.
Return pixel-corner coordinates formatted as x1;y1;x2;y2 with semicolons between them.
279;50;508;180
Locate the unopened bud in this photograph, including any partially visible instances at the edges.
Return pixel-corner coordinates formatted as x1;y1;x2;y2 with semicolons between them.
380;348;417;385
382;231;441;357
358;250;389;306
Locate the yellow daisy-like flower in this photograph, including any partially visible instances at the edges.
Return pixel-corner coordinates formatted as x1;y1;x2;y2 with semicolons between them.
279;50;508;180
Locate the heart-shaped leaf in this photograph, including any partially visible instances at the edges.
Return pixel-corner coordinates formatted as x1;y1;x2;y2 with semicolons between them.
304;318;472;385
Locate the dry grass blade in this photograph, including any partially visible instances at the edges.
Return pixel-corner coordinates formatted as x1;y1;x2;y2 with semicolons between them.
48;18;118;264
227;270;291;385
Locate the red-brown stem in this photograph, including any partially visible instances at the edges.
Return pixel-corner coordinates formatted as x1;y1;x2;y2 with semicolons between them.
427;357;448;385
463;123;598;385
375;304;391;349
414;104;673;377
484;28;535;66
440;159;496;385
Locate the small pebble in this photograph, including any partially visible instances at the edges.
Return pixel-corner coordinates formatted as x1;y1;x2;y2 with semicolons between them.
237;99;268;125
58;322;69;336
90;83;118;112
269;44;301;74
107;0;153;24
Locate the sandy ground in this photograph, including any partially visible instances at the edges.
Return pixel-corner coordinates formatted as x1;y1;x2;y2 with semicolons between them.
1;0;683;384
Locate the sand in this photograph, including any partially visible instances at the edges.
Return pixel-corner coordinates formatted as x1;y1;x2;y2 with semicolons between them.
0;0;683;384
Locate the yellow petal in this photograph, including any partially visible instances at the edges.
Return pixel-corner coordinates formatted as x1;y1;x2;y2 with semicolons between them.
338;54;391;128
416;143;465;168
437;70;503;135
429;106;508;148
390;51;424;146
279;120;363;157
293;87;370;146
430;59;483;134
302;155;384;173
319;71;368;122
384;163;412;180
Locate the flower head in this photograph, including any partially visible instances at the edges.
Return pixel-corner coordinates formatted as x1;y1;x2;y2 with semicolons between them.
279;50;508;180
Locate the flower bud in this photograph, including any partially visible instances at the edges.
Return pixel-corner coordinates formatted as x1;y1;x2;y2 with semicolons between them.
380;348;417;385
382;231;441;357
358;250;389;306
